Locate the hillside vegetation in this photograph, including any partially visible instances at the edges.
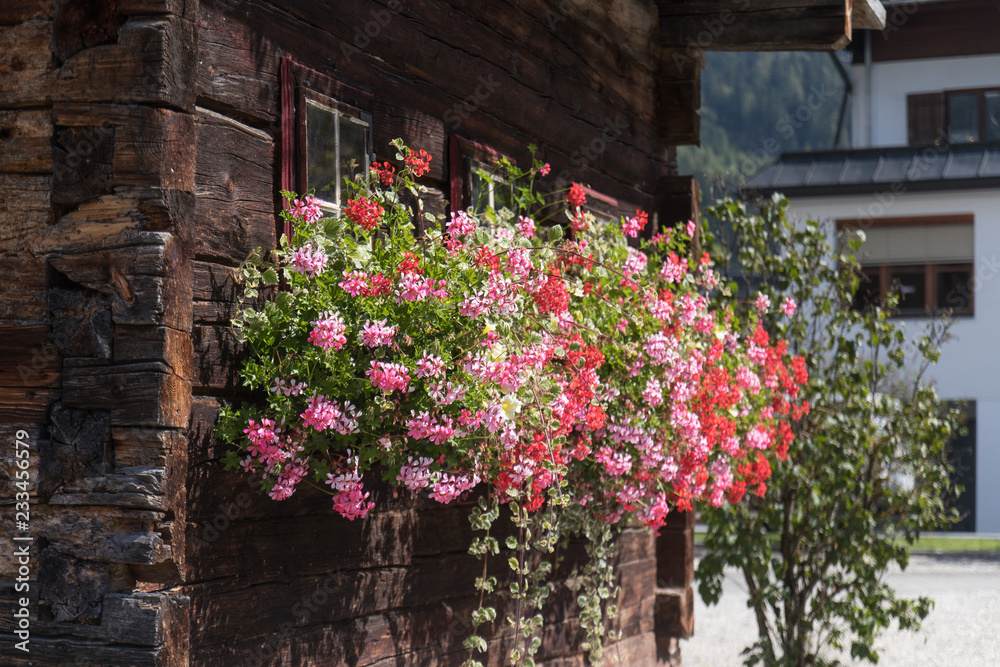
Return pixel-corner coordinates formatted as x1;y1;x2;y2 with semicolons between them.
678;50;851;201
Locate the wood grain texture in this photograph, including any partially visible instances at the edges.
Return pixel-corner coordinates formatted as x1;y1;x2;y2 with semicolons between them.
193;106;276;264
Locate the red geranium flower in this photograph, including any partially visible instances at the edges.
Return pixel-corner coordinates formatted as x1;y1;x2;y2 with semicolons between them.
567;182;587;208
405;149;432;177
370;161;395;186
345;196;384;231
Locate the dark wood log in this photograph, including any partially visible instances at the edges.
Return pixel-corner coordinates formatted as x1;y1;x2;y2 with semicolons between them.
53;0;121;63
114;325;193;381
0;0;54;24
0;325;61;389
658;0;852;52
52;16;197;111
186;552;481;646
193;107;276;264
49;288;114;359
52;103;196;192
659;174;700;231
0;253;48;321
40;505;173;564
111;427;186;469
0;22;53;107
653;585;693;639
0;174;52;255
62;362;190;428
42;403;110;497
100;592;190;648
192;260;240;323
191;324;243;391
0;109;52;173
119;0;197;19
40;190;194;254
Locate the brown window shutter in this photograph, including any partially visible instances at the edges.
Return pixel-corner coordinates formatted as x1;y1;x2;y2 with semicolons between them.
907;92;943;145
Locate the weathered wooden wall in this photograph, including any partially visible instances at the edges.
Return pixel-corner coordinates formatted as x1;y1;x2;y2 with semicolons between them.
1;0;701;664
0;0;196;663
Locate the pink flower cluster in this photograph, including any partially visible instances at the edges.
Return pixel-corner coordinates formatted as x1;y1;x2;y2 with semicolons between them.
429;472;480;504
516;215;536;238
360;319;397;348
326;459;374;520
308;311;347;351
367;360;412;393
289;196;323;223
397;272;448;302
397;455;434;492
415;351;445;379
289;245;327;278
300;395;360;434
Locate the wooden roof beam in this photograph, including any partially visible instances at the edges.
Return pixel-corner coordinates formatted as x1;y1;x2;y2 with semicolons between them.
659;0;887;52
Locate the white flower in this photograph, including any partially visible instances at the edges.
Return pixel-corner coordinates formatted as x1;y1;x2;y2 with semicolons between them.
500;395;523;420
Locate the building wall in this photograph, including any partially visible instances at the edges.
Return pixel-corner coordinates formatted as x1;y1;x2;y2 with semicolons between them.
786;188;1000;533
851;53;1000;148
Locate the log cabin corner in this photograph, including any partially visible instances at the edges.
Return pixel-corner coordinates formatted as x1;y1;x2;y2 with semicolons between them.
0;1;884;664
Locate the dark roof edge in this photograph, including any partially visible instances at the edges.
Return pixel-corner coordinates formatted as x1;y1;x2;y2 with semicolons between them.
742;177;1000;199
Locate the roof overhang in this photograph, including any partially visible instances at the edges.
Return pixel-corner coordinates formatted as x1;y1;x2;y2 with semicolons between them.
659;0;887;52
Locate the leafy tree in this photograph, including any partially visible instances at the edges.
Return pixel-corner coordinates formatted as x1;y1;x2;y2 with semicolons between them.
697;196;963;666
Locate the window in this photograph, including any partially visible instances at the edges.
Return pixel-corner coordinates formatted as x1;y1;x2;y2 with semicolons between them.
280;57;374;236
840;215;974;316
299;91;372;211
907;88;1000;145
449;135;515;216
469;160;515;215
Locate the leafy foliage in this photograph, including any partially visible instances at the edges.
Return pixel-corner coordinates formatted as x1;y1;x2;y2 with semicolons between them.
698;196;963;666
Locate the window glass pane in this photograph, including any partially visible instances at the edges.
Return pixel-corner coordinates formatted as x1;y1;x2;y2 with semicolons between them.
890;268;927;312
937;268;973;312
470;168;492;214
339;115;369;191
851;268;880;311
986;91;1000;142
305;100;339;204
948;93;980;143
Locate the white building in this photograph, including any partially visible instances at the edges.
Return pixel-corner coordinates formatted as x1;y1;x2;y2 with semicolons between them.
747;0;1000;532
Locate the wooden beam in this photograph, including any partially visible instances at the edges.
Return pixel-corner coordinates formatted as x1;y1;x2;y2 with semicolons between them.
659;0;867;51
851;0;886;30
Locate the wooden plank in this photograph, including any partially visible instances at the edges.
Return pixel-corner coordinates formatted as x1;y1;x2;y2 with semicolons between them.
186;552;481;646
115;325;194;381
0;638;162;666
0;109;52;173
659;0;852;52
0;386;59;423
653;586;693;639
0;424;41;500
852;0;886;30
0;21;53;107
194;107;276;264
53;16;197;111
63;362;190;428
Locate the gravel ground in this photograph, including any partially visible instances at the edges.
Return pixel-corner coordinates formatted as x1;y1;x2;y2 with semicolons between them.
681;555;1000;667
